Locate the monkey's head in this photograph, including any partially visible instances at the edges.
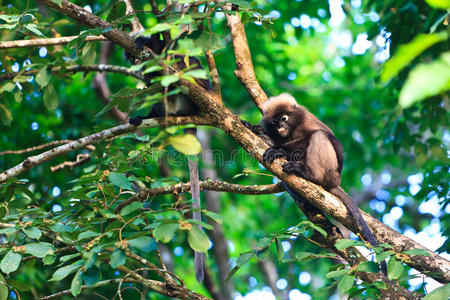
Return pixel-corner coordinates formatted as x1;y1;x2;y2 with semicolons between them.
261;93;303;141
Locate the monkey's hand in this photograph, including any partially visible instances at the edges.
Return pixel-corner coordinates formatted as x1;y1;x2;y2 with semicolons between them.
282;161;305;176
263;147;287;164
241;120;274;146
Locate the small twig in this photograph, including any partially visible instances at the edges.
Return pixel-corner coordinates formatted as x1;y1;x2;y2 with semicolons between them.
0;35;107;49
205;50;221;94
0;64;145;82
0;140;73;155
39;279;137;300
50;153;90;172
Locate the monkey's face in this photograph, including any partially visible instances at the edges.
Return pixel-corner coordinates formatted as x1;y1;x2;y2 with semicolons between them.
262;114;293;140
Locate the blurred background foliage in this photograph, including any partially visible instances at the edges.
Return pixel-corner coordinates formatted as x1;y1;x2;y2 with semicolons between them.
0;0;448;299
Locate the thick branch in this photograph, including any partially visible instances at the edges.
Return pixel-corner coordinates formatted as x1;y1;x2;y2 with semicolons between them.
116;265;210;300
115;180;283;213
36;0;139;56
225;10;268;110
0;35;107;49
0;116;213;184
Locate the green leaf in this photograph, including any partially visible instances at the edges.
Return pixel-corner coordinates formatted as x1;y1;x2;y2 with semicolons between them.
387;258;404;280
425;0;450;9
187;219;214;230
236;252;254;267
187;226;210;253
376;250;394;262
71;270;83;297
204;211;223;224
161;75;179;87
35;67;50;88
423;284;450;300
107;0;126;22
153;223;178;243
43;254;56;265
381;32;448;83
22;227;42;239
77;230;100;241
51;0;63;6
19;14;33;25
295;252;315;262
168;134;202;155
0;228;17;235
275;238;284;260
108;172;133;190
326;269;349;278
60;253;81;263
50;261;83;281
50;223;76;233
110;249;126;268
184;69;208;79
335;239;364;250
143;23;174;35
356;261;379;273
81;42;96;65
23;24;44;36
401;249;431;256
0;273;8;300
83;251;97;269
337;275;355;293
25;242;55;258
120;202;144;217
42;83;58;111
0;104;12;126
399;52;450;108
128;236;157;252
1;251;22;274
229;0;253;9
256;237;273;249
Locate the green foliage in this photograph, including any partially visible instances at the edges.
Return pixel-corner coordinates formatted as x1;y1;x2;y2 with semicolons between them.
381;32;448;83
399;52;450;108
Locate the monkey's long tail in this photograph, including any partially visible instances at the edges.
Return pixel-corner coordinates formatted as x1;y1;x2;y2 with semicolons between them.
330;186;387;276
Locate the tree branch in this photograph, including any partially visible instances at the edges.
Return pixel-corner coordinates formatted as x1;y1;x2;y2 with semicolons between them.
0;116;213;184
116;265;210;300
0;64;145;82
0;35;107;49
39;279;138;300
225;9;268;110
35;0;139;56
114;180;284;213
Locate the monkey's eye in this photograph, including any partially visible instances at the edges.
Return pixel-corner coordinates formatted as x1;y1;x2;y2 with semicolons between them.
280;115;289;122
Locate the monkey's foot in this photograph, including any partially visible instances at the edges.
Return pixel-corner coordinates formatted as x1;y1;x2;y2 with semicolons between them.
263;147;287;164
282;161;304;175
129;116;143;126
